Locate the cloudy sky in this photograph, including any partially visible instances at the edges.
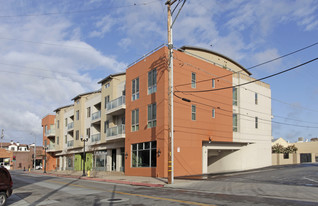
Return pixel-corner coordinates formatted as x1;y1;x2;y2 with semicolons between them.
0;0;317;145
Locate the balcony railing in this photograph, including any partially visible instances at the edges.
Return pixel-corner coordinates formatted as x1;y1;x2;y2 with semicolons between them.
67;140;74;147
45;129;55;137
47;143;55;151
92;111;101;121
91;133;101;142
106;125;125;137
67;122;74;130
106;96;125;111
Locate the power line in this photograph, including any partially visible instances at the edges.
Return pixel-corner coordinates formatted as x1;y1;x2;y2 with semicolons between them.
175;40;318;85
176;57;318;93
0;1;160;18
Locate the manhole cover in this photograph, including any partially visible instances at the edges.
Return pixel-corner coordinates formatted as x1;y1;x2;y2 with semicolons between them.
101;198;129;203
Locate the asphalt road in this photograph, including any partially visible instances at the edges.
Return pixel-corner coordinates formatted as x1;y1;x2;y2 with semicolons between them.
7;164;318;206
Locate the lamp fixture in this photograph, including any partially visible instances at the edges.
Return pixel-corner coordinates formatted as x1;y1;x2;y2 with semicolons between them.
157;149;161;157
209;137;212;144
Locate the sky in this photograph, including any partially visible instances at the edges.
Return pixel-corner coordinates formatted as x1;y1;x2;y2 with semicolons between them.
0;0;317;146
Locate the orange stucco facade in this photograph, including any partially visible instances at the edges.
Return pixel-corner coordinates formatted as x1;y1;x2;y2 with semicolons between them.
41;114;57;171
125;47;233;177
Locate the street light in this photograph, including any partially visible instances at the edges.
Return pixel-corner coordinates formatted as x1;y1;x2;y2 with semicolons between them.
80;136;89;176
43;145;48;173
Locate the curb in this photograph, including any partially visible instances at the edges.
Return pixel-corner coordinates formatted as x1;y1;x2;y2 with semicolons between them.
26;171;165;188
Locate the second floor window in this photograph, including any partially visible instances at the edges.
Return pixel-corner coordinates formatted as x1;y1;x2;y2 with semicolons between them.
233;88;237;106
147;103;156;128
104;120;109;133
233;114;238;132
191;72;196;88
132;77;139;101
76;130;79;140
255;117;258;129
192;105;196;120
86;128;90;138
57;136;59;145
148;68;157;94
131;109;139;132
65;135;67;144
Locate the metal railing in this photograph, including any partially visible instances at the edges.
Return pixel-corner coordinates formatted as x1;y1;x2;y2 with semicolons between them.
67;122;74;130
91;133;101;142
67;140;74;147
45;128;55;136
92;111;101;121
106;125;125;137
106;96;125;111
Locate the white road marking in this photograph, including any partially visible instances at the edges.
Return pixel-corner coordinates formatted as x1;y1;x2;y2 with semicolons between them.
303;177;318;183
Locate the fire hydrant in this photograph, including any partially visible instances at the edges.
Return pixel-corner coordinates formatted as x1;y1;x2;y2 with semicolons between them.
87;170;90;177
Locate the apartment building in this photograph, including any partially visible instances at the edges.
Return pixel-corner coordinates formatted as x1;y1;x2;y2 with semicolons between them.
43;73;126;173
42;45;272;177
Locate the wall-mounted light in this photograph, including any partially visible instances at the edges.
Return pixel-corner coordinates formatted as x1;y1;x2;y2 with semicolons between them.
209;137;212;144
157;149;161;157
125;152;128;159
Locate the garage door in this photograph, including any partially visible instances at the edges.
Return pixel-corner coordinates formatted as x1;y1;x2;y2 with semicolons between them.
300;153;312;163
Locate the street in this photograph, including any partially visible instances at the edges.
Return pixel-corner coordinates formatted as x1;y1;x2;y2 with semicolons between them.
7;164;318;206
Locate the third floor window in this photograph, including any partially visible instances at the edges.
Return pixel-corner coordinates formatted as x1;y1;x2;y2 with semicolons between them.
148;68;157;94
132;77;139;101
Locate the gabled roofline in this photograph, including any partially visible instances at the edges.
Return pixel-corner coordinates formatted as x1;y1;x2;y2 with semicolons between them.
179;46;252;76
71;89;101;101
54;104;73;113
98;72;126;84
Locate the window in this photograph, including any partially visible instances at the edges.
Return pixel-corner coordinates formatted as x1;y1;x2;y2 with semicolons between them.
104;95;110;109
65;135;67;144
65;118;67;127
57;136;59;145
233;88;238;106
86;128;90;138
87;107;91;117
131;109;139;132
255;117;258;129
284;153;289;159
233;114;238;132
212;79;215;88
147;103;157;128
148;68;157;94
57;120;59;129
104;121;109;133
212;109;215;118
132;77;139;101
105;82;110;88
191;72;196;88
76;130;79;140
76;110;79;120
255;93;258;105
192;105;196;120
131;141;157;167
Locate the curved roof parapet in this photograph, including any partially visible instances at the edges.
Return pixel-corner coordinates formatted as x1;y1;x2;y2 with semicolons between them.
179;46;251;76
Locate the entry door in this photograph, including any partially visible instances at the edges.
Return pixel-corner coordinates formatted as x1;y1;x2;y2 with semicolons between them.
300;153;312;163
112;149;116;171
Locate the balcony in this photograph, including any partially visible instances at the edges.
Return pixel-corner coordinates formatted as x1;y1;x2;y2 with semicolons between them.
67;140;74;147
45;129;55;138
91;111;101;124
106;125;125;141
106;96;126;116
47;143;55;152
67;122;74;130
91;133;101;143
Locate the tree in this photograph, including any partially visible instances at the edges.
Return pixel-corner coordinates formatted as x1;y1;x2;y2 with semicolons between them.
284;145;298;153
272;144;284;153
310;137;318;142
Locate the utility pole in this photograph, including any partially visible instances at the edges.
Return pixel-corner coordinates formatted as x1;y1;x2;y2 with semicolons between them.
166;0;177;184
1;129;4;148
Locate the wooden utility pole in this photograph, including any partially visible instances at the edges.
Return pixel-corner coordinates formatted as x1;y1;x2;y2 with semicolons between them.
166;0;177;184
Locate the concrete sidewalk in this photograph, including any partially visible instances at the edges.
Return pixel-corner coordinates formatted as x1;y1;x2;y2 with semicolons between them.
27;170;188;188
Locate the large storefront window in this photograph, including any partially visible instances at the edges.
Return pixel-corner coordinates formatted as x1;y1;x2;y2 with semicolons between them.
94;150;107;171
132;141;156;168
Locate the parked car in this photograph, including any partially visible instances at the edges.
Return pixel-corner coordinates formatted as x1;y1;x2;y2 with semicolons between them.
0;166;13;206
35;165;42;170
